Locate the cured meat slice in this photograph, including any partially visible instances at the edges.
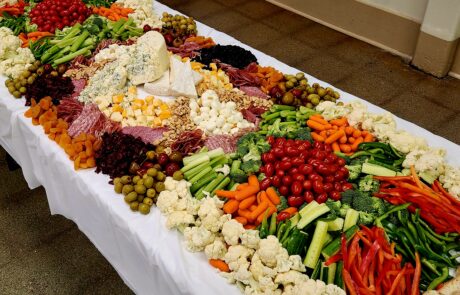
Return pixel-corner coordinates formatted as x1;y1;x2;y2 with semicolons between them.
171;129;204;155
239;86;268;99
122;126;168;144
68;104;120;138
204;135;237;153
57;97;84;124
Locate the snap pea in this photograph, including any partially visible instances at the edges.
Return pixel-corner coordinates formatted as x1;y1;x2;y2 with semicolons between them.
427;267;449;290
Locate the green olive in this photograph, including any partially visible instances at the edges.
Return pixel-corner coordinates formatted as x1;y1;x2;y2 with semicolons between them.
143;197;154;206
296;72;305;80
132;175;141;184
19;87;27;94
138;203;150;215
50;71;58;77
121;175;132;184
125;191;138;203
146;188;156;198
153;164;162;170
147;167;158;177
144;176;154;188
135;184;146;195
31;73;38;79
156;172;165;182
130;201;139;211
317;87;326;97
333;91;340;99
122;184;134;195
20;79;27;86
27;76;35;84
114;182;123;194
22;70;31;78
172;171;184;181
33;60;41;67
285;81;294;89
307;87;315;94
281;92;294;105
14;82;21;89
137;195;144;203
311;96;320;106
8;86;15;93
312;83;319;88
146;151;156;160
28;65;37;72
155;145;165;154
13;91;21;98
307;93;320;102
36;67;44;75
299;79;308;86
57;64;67;75
113;177;122;185
136;179;144;186
324;94;334;101
155;182;165;193
306;102;313;109
169;151;183;163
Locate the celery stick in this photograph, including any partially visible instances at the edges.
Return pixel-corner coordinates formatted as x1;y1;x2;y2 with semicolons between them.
207;147;224;159
196;174;224;199
211;176;230;195
189;166;212;184
183;152;207;166
210;155;228;168
181;155;210;173
297;204;330;229
71;30;89;52
299;201;320;218
304;221;329;268
183;162;209;180
190;172;216;194
53;46;91;66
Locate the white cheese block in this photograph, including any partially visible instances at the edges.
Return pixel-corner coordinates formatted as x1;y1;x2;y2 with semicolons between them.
128;31;169;85
170;57;198;98
144;71;171;96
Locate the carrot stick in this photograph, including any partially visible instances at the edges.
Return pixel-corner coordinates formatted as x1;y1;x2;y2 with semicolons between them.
266;187;281;205
307;120;327;131
325;129;345;144
331;142;340;152
280;207;297;215
351;136;364;151
249;201;269;221
235;185;260;201
330;117;347;126
215;190;236;198
234;216;248;225
209;259;230;272
311;132;325;142
239;196;256;210
223;199;240;214
247;175;260;190
244;224;256;229
309;115;329;125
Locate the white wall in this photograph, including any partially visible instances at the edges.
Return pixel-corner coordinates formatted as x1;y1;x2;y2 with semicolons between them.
421;0;460;41
356;0;428;23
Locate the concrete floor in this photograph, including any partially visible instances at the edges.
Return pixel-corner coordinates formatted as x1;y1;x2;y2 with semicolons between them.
1;0;460;294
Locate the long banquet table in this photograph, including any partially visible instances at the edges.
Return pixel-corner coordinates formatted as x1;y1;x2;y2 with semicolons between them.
0;2;459;295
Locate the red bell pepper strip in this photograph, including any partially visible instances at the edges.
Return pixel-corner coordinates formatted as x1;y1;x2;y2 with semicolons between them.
325;253;342;266
347;234;360;270
360;240;381;274
387;264;407;295
411;252;421;295
341;234;348;270
343;269;358;295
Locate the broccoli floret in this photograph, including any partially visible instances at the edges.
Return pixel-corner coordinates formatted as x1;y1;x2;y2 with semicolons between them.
341;190;359;205
257;173;266;182
229;160;247;183
241;159;262;174
350;191;387;216
288;127;312;142
358;175;380;192
236;132;270;159
326;200;342;216
346;164;362;181
277;195;288;211
242;146;262;162
359;212;375;225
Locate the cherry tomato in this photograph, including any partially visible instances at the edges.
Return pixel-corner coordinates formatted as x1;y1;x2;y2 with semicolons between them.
304;191;315;203
330;191;341;201
260;178;272;191
276;170;285;178
324;175;335;183
265;163;275;177
288;195;304;207
261;153;269;163
291;157;304;167
259;166;266;174
275;137;286;147
289;167;299;175
267;136;275;145
313;180;324;193
302;180;312;191
277;212;291;222
282;175;293;186
299;164;313;175
342;183;354;191
336;157;346;166
279;161;292;171
266;152;276;163
316;193;328;204
272;175;281;187
300;150;309;160
309;173;322;181
273;147;284;158
315;150;327;160
313;141;324;150
279;185;289;196
286;146;298;157
301;141;311;150
293;173;305;182
324;144;333;153
291;181;303;195
286;139;295;146
326;154;338;163
323;182;333;193
317;164;329;176
334;182;343;192
339;166;349;179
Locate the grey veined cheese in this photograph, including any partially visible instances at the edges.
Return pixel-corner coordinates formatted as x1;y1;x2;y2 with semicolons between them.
128;31;169;85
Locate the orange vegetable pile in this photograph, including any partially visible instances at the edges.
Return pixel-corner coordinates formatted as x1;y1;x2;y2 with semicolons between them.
0;0;26;16
251;65;284;94
307;114;375;154
18;31;53;48
185;36;215;49
92;4;134;21
24;97;101;170
216;175;281;229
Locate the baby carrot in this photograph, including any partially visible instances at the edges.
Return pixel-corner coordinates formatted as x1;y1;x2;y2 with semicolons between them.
345;126;354;135
309;115;329;125
237;209;252;220
244;224;256;230
266;187;281;205
248;175;260;190
235;185;259;201
364;133;374;142
209;259;230;272
307;120;326;131
348;137;355;144
260;191;273;206
311;132;325;142
331;142;340;152
239;196;256;210
351;136;364;151
249;201;269;221
215;190;236;198
236;183;249;191
339;135;347;144
223;199;240;214
352;130;362;138
281;207;298;215
234;216;248;225
330;117;347;126
325;129;345;144
249;205;258;211
340;144;352;153
319;130;328;138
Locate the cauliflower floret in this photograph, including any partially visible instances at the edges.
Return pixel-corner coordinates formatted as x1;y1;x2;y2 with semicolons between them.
274;270;308;286
249;254;277;281
345;101;368;127
284;278;345;295
288;255;306;272
156;190;180;214
316;101;349;120
403;148;446;181
165;211;195;230
183;226;215;252
204;237;227;260
258;236;287;268
387;130;427;154
240;230;261;250
215;164;231;176
164;177;178;191
439;165;460;198
222;219;245;246
224;245;254;284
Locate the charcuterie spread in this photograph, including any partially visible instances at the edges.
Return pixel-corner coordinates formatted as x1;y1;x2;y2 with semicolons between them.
1;1;459;294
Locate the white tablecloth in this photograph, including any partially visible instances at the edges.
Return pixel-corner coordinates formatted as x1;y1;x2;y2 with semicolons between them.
0;2;459;295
